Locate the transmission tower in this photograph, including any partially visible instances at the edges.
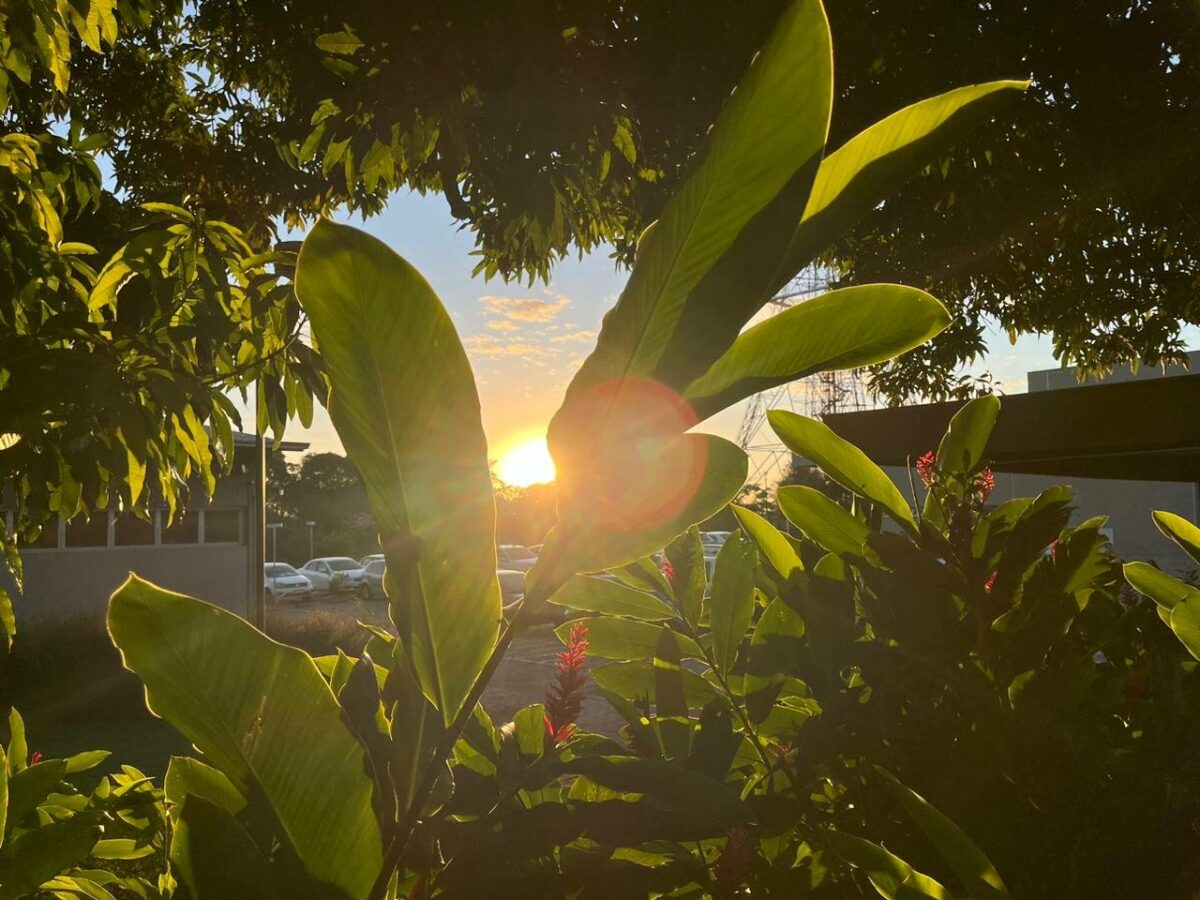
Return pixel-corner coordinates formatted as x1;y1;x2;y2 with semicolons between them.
737;268;873;485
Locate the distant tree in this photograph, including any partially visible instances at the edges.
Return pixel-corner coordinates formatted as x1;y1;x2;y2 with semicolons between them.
493;481;557;547
267;452;375;563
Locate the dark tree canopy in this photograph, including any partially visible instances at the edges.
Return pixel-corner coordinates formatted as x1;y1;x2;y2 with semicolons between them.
69;0;1198;394
3;0;1198;543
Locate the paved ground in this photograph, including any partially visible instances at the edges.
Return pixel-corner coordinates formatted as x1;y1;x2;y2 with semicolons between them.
267;594;626;737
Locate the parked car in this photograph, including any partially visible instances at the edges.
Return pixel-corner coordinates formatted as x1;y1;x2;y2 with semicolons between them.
360;552;384;568
264;563;314;603
299;557;367;593
498;569;525;607
497;544;538;572
361;558;386;600
700;531;731;554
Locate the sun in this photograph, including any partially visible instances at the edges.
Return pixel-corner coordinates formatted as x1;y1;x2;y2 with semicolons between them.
496;436;556;487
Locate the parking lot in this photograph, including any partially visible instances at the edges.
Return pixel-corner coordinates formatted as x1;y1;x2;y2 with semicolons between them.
266;593;625;736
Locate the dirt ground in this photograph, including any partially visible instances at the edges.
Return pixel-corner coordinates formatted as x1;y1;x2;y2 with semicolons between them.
266;594;626;737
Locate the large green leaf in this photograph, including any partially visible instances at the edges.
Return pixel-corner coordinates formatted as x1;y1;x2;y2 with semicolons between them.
665;527;707;626
1124;562;1200;613
530;434;747;595
546;575;676;622
1169;599;1200;661
708;531;758;676
778;485;872;558
553;756;748;824
774;80;1027;288
0;818;101;900
296;219;500;725
824;829;951;900
170;796;276;900
592;660;720;709
685;285;949;420
1152;510;1200;566
875;766;1009;899
769;410;916;532
108;576;382;898
731;505;803;581
554;617;702;661
555;0;832;400
935;395;1000;476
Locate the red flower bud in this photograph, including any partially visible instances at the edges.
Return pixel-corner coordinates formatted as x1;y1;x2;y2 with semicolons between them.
544;620;589;744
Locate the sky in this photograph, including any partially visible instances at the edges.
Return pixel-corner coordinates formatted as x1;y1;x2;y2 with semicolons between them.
281;189;1071;472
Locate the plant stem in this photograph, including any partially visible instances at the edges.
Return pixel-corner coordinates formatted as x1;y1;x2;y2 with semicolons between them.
366;597;538;900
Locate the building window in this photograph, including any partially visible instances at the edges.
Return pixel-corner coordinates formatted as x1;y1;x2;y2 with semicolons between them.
115;512;156;547
65;513;109;548
203;509;242;544
161;512;199;545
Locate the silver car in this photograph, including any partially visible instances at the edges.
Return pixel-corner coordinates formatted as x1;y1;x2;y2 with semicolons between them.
299;557;367;593
264;563;314;603
497;544;538;572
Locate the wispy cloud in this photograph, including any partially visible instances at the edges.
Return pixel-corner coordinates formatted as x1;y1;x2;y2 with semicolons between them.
550;328;597;344
486;320;520;332
463;334;550;359
480;294;570;323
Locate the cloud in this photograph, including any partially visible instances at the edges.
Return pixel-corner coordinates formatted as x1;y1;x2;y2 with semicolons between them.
549;328;597;344
462;334;549;359
480;294;570;323
486;320;520;332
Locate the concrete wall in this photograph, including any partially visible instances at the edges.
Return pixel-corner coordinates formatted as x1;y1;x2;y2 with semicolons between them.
882;465;1200;577
10;542;252;623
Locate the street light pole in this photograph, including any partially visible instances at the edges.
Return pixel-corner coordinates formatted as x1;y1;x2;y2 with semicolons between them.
306;520;316;560
267;523;282;562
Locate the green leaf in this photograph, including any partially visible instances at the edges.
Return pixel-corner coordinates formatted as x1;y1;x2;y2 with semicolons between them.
688;701;741;782
934;395;1000;476
653;626;691;759
555;617;702;661
0;590;13;655
593;660;720;709
555;0;832;399
664;527;707;626
553;756;748;824
1170;599;1200;661
170;796;276;899
0;747;7;847
531;434;747;596
6;710;25;776
1152;510;1200;566
824;829;951;900
315;29;364;55
6;760;68;836
731;505;803;582
875;766;1009;899
778;485;872;558
1123;562;1200;613
0;818;102;900
108;576;382;898
708;531;757;675
296;220;500;725
776;80;1028;287
769;410;915;532
547;575;676;622
164;757;248;819
685;285;949;420
744;597;806;703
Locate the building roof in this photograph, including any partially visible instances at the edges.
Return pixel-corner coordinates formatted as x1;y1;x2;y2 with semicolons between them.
822;373;1200;483
232;431;310;453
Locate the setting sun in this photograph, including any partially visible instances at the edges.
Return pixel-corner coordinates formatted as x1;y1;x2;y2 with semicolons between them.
496;436;557;487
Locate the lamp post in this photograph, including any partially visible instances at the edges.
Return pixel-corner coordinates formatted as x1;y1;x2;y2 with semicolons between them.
306;520;316;560
267;523;282;562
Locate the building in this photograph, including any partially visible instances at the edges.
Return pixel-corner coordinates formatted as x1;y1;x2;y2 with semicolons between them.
817;355;1200;576
3;433;307;624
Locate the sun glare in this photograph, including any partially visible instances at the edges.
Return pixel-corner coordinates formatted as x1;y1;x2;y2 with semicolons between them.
497;436;556;487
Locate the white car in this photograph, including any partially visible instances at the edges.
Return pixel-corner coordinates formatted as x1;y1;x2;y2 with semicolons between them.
700;531;732;554
264;563;314;602
299;557;367;593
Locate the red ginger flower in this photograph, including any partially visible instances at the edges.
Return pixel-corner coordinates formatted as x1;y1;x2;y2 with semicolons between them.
661;556;676;587
544;620;589;743
916;451;938;488
1049;538;1060;562
974;467;996;502
29;751;42;765
984;572;998;593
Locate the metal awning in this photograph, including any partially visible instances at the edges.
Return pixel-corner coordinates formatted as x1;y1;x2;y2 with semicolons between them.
823;374;1200;483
